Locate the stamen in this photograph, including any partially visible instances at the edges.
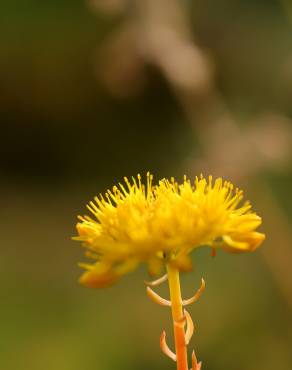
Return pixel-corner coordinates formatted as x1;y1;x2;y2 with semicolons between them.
147;173;154;199
105;193;113;205
89;201;99;213
94;195;106;209
131;176;138;190
144;273;168;287
184;309;194;345
86;204;96;215
146;286;171;306
182;278;206;306
107;190;119;204
137;174;142;190
160;330;177;362
124;177;132;192
118;182;128;196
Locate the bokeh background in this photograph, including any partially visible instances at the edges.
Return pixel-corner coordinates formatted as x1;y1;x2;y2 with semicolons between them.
1;0;292;369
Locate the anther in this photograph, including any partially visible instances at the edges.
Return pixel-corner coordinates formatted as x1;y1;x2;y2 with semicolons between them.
146;286;171;307
160;331;177;362
182;278;205;306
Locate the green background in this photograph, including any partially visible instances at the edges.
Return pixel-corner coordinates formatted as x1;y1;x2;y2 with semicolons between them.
1;1;292;369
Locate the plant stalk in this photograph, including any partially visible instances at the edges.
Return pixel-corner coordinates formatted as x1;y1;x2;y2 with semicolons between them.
167;264;188;370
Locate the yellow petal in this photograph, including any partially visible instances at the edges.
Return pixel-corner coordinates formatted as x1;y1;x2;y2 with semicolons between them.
79;265;119;288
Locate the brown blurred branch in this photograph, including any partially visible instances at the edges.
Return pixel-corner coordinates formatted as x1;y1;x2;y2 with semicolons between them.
279;0;292;23
90;0;292;309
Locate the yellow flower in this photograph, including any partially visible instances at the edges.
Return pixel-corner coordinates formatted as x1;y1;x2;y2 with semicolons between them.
74;173;265;288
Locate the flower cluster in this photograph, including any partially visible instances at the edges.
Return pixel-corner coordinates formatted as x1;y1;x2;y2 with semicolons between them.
74;173;265;288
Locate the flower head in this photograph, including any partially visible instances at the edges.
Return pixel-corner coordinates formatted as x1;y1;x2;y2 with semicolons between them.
74;173;265;288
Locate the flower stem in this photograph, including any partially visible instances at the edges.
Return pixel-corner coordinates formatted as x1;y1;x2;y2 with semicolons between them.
167;264;189;370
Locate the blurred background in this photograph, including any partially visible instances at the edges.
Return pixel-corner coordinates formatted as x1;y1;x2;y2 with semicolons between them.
1;0;292;369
